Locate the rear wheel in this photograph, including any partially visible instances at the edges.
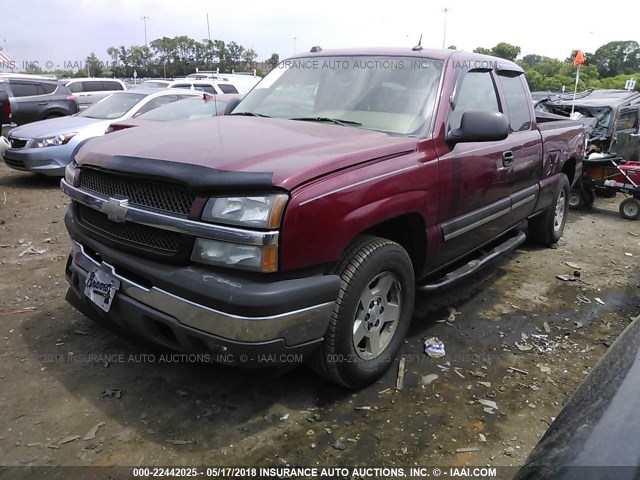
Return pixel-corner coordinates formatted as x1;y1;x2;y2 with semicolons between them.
619;198;640;220
569;186;595;210
310;236;415;388
529;174;570;246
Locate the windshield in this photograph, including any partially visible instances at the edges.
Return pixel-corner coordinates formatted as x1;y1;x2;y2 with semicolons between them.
233;56;443;135
139;97;227;121
78;93;146;119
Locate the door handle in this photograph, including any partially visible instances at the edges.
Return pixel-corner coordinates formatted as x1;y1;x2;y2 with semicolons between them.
38;101;48;105
502;151;515;167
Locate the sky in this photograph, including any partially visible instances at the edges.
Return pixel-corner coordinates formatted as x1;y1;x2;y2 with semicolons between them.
0;0;637;72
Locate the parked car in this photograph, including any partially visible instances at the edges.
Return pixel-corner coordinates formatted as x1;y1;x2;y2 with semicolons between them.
63;78;127;110
3;89;200;176
0;89;10;130
167;80;240;95
106;93;242;132
186;71;261;93
60;47;585;388
514;313;640;479
0;74;78;137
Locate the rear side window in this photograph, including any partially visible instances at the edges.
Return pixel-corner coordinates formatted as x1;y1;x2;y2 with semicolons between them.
10;81;39;97
449;71;500;131
103;81;124;91
195;85;215;94
38;83;57;94
171;83;191;89
616;111;639;131
218;84;238;94
497;74;532;132
82;81;104;92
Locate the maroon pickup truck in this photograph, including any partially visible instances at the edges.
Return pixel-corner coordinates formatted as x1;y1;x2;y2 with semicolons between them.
60;48;585;388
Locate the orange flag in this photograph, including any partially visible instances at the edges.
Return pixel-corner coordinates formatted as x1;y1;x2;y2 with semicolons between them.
573;50;586;67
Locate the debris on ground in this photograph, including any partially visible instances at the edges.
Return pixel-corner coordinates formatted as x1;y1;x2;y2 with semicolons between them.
508;367;529;375
456;447;480;453
543;322;551;333
396;355;406;390
479;433;487;442
354;406;372;411
82;422;105;441
331;440;347;451
0;307;36;317
595;298;605;305
166;440;194;445
478;399;498;410
537;364;551;373
18;245;47;257
556;273;580;282
101;388;123;399
504;446;516;457
564;262;581;270
421;374;439;385
58;435;80;445
424;337;446;358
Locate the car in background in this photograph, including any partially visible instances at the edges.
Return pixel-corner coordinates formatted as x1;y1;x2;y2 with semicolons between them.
2;89;200;176
168;79;240;95
63;78;127;110
0;74;78;137
138;79;173;89
106;93;241;132
186;71;261;93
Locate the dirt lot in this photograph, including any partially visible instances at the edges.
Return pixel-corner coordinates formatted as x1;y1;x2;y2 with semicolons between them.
0;162;639;475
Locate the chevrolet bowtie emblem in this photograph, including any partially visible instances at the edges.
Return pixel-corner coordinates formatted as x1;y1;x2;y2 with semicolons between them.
101;198;129;223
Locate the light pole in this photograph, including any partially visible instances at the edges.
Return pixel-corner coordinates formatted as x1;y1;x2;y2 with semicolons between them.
141;16;149;47
206;13;212;42
441;8;451;49
293;37;297;55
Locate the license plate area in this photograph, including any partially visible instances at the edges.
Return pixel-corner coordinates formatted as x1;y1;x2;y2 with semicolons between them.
84;266;121;312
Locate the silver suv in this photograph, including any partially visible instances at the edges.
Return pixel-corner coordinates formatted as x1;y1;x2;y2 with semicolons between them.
64;78;127;110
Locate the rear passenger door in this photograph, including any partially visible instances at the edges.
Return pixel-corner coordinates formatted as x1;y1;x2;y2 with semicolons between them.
609;107;640;161
77;80;104;109
496;71;542;221
436;68;515;265
7;80;41;123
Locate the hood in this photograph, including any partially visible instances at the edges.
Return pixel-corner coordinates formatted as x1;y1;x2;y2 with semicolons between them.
76;116;418;190
9;116;105;139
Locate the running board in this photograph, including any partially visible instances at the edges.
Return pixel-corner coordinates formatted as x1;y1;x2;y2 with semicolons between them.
417;230;527;292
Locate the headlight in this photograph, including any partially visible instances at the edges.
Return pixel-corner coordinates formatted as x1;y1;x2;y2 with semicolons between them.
202;194;288;228
64;162;80;186
191;238;278;272
34;132;76;148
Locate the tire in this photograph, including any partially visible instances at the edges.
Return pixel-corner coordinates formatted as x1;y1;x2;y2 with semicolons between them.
569;188;584;210
309;236;415;388
529;174;570;246
619;198;640;220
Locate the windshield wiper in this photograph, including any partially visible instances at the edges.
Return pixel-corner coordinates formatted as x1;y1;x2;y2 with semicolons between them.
230;112;271;118
290;117;362;127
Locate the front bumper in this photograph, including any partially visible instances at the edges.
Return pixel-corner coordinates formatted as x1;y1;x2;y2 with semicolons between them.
3;143;74;176
64;213;340;365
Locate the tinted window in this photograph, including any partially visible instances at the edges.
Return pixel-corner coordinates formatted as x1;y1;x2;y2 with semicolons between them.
103;81;124;91
218;84;238;94
616;111;639;131
38;83;57;94
171;83;191;89
449;71;499;130
498;74;532;131
195;85;215;94
134;95;179;116
82;81;104;92
10;82;39;97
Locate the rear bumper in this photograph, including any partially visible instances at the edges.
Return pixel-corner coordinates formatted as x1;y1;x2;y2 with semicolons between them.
64;211;340;365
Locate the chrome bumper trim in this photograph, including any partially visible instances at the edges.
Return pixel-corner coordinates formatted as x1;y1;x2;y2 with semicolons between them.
68;241;334;345
60;179;279;246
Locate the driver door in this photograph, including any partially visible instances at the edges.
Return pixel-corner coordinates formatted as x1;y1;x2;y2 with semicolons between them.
609;106;640;160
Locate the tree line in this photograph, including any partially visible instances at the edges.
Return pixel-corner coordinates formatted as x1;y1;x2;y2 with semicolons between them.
468;40;640;92
23;35;281;78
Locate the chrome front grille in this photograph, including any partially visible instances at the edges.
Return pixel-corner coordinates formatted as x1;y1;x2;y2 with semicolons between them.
76;204;181;254
79;168;196;216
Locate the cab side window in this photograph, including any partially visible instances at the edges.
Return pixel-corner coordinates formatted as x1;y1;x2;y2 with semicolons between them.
498;74;532;132
449;71;499;131
616;111;639;131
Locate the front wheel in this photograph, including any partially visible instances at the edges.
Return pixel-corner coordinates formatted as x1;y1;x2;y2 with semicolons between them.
529;174;570;246
310;236;415;388
619;198;640;220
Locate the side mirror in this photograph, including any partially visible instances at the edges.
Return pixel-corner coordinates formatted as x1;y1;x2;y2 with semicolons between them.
447;111;509;145
224;97;242;115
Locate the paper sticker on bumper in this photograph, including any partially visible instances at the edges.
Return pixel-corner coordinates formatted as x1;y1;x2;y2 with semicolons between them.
84;267;121;312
